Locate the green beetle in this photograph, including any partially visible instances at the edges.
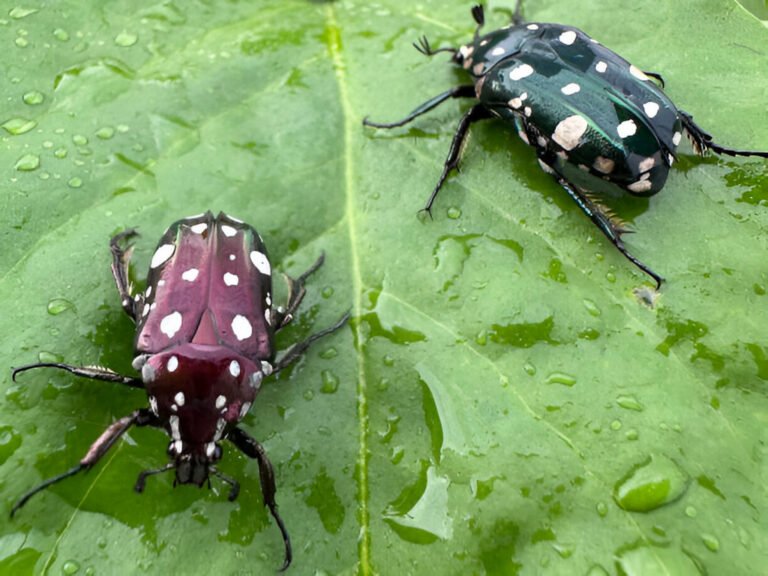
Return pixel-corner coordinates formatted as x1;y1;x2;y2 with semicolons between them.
365;3;768;287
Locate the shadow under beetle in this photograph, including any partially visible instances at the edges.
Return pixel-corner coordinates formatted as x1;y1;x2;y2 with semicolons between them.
364;2;768;288
11;211;349;571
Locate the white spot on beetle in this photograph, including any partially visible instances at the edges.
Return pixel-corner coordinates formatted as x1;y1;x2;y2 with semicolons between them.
561;82;580;96
160;311;183;338
173;440;183;454
170;404;178;412
182;268;199;282
190;222;208;234
249;372;263;390
459;45;473;58
221;224;237;237
261;360;273;376
229;360;241;378
169;415;180;440
509;97;523;109
559;30;577;45
538;159;555;174
142;363;156;383
629;65;649;81
490;46;506;56
527;24;539;30
150;244;175;269
157;279;166;287
205;442;216;458
213;418;226;441
536;135;548;148
518;130;530;145
167;355;179;372
668;153;675;165
553;114;588;151
231;314;252;340
215;395;226;409
509;63;534;81
239;402;251;419
479;39;489;47
638;157;656;172
672;131;682;146
643;102;660;118
472;62;485;75
593;156;615;174
617;120;637;138
145;286;152;298
628;180;653;193
595;61;608;73
265;293;272;306
223;273;239;286
264;308;272;325
149;395;158;415
174;391;185;406
228;254;235;261
250;251;271;276
524;106;532;117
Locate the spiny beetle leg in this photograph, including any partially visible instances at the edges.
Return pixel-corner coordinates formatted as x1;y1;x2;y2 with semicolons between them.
555;176;663;289
363;85;476;130
413;35;456;58
274;311;350;373
274;253;325;331
11;409;155;516
422;104;494;216
110;228;142;321
134;463;175;493
228;427;292;572
210;468;240;501
11;362;143;389
679;111;768;158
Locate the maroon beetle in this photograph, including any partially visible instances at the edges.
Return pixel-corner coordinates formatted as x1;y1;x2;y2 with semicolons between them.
11;211;349;570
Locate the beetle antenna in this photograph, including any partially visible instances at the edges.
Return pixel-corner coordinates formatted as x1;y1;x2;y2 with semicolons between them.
471;5;485;33
134;463;175;493
512;0;525;25
413;36;457;58
11;362;142;388
10;464;87;517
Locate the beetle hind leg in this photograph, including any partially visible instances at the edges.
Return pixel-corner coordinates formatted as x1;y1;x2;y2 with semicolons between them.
363;85;476;130
553;175;663;288
680;111;768;158
110;228;142;321
274;253;326;330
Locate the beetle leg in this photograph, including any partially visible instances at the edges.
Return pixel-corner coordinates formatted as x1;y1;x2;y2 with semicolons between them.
413;36;457;58
643;71;665;88
228;426;292;572
12;362;143;389
679;111;768;158
110;228;142;321
274;312;350;372
11;409;156;517
274;253;326;330
363;85;476;129
422;104;494;216
511;0;525;25
134;463;175;493
554;176;664;288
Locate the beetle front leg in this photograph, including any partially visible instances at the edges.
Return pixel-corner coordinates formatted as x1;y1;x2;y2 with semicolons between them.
422;104;494;216
274;311;350;372
110;228;143;321
11;409;157;517
679;111;768;158
363;85;476;129
553;175;663;288
228;426;292;572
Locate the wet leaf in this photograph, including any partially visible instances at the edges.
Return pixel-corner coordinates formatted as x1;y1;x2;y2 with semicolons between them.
1;1;767;574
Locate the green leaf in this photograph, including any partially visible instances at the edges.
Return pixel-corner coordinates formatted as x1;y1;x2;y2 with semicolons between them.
1;1;767;574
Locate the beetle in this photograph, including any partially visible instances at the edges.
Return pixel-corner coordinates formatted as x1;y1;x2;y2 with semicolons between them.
10;211;349;571
363;2;768;287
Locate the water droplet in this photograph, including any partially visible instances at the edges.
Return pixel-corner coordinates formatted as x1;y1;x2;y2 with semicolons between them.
701;533;719;552
47;297;75;315
53;28;70;41
42;140;53;149
117;124;130;133
390;446;404;464
68;177;83;188
320;347;337;360
303;389;314;401
376;377;389;391
320;370;339;394
596;501;608;517
72;134;88;145
585;566;610;576
474;330;487;345
616;394;644;411
10;7;37;18
96;536;108;549
553;543;574;558
54;147;68;158
610;419;622;431
383;465;453;542
546;372;576;387
583;299;601;316
321;286;334;298
625;428;639;441
2;117;37;134
62;559;80;575
685;505;697;518
523;362;536;376
15;36;29;48
15;153;40;171
114;31;138;47
614;454;688;512
0;426;22;465
38;350;64;363
383;354;394;367
84;568;95;576
446;206;462;219
615;542;700;575
96;126;115;139
22;90;45;105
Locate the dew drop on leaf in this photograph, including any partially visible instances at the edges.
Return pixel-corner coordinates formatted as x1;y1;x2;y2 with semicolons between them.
613;454;688;512
47;297;75;315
